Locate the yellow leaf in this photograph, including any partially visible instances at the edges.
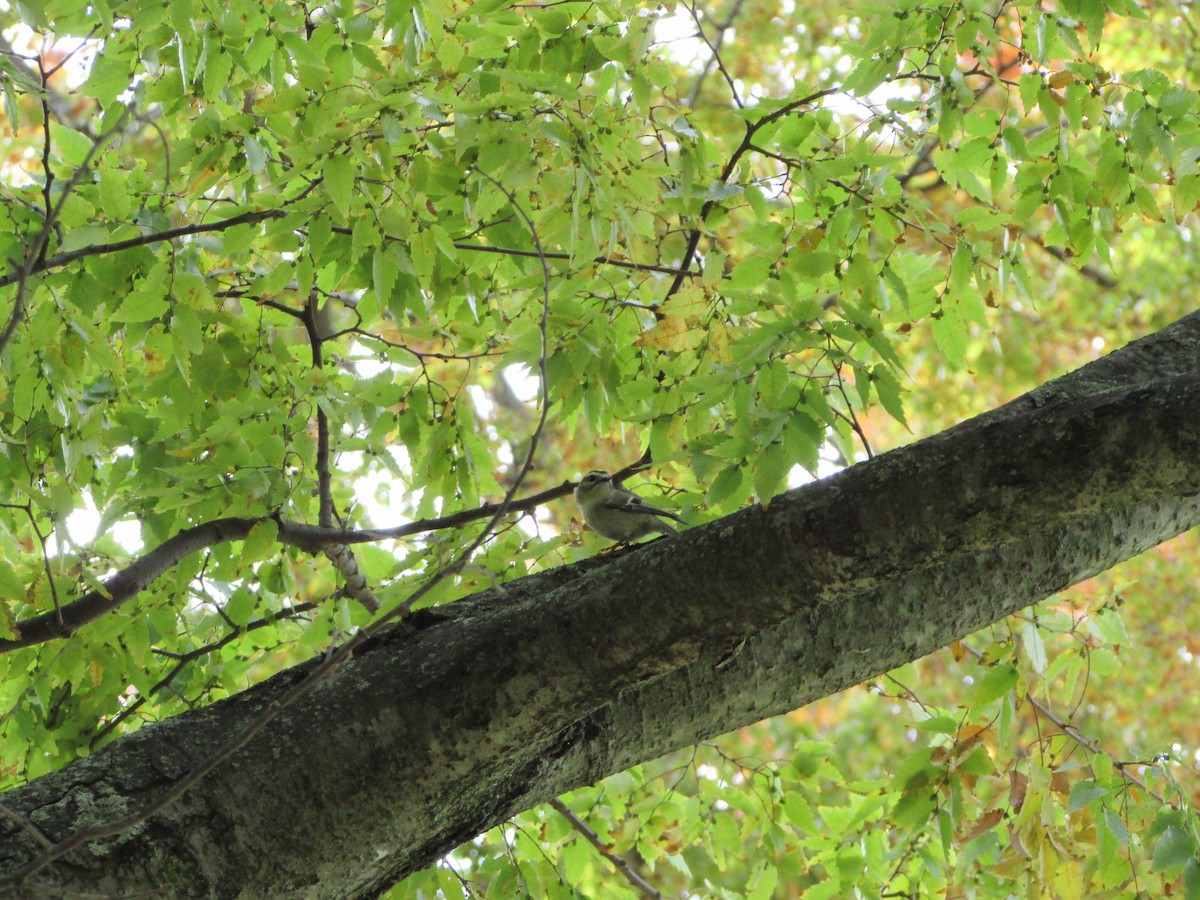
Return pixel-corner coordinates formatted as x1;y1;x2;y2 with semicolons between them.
709;319;732;363
635;315;687;350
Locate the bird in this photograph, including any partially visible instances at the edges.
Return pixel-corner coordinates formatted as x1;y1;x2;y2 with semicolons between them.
573;470;684;543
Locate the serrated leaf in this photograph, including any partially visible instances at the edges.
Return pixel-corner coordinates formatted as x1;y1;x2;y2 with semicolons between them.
747;863;777;900
1021;619;1047;674
244;136;268;175
224;585;257;627
727;256;773;290
872;366;908;428
350;216;378;265
1152;825;1198;872
49;121;94;167
98;168;131;219
931;306;968;364
373;246;399;310
323;154;355;220
1103;807;1130;846
115;290;169;323
783;792;819;830
203;46;233;101
1066;780;1108;813
970;663;1018;707
705;465;744;508
1184;858;1200;900
240;518;279;567
751;442;789;505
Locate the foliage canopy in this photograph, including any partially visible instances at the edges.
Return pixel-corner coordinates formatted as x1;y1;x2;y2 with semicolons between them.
1;0;1199;895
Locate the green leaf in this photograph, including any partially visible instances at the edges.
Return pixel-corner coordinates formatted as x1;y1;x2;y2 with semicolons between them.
751;441;789;505
115;289;169;323
1151;825;1198;872
1185;858;1200;900
705;465;745;509
783;792;820;831
49;122;94;167
373;246;400;313
240;518;279;567
969;664;1018;707
98;168;131;220
725;255;773;291
1020;620;1046;674
931;306;968;365
747;862;778;900
224;585;257;627
203;46;234;101
324;154;355;220
1103;806;1130;846
1066;780;1108;813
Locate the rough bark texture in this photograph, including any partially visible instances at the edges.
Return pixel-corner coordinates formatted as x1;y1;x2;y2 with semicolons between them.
2;311;1199;898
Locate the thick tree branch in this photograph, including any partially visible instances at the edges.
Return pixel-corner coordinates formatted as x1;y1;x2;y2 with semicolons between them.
1;311;1198;896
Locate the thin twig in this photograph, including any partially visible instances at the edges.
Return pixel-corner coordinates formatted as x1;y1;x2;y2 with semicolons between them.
303;278;381;613
663;87;840;302
0;208;289;290
549;798;662;898
0;105;132;358
684;0;747;109
0;801;55;851
960;640;1163;802
303;288;335;529
89;602;317;748
682;0;746;109
450;242;696;277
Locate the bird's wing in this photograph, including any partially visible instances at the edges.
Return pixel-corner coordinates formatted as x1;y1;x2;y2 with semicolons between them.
602;495;685;523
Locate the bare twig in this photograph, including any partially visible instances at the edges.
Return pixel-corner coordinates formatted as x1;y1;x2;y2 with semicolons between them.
549;798;662;899
0;32;96;131
682;0;747;110
691;0;744;109
0;801;55;851
450;242;696;278
960;640;1163;802
299;284;381;612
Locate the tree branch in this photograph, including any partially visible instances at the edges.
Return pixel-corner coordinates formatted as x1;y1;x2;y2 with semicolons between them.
0;208;290;290
2;166;564;888
0;489;523;653
663;87;839;301
548;798;662;898
0;106;131;359
450;242;697;277
3;310;1198;894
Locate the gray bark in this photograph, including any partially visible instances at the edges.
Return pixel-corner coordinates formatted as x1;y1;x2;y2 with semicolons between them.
2;310;1199;898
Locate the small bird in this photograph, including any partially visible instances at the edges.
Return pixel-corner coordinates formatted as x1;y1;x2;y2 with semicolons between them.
573;470;685;543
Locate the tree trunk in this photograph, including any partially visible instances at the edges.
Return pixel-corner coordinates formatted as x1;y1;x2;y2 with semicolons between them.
3;311;1199;898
